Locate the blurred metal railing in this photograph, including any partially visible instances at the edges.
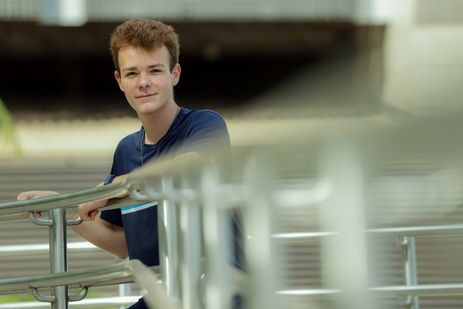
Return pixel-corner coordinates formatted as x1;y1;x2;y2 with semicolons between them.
0;179;175;309
0;242;136;308
0;241;97;257
1;110;463;308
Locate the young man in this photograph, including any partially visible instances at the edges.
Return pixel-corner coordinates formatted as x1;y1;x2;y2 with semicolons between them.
18;19;230;309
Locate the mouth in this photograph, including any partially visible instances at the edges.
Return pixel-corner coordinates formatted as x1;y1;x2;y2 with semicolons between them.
135;93;157;99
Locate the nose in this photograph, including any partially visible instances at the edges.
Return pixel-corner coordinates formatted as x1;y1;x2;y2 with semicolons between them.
138;73;152;89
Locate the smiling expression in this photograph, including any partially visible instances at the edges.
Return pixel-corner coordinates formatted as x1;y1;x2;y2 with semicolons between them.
114;45;181;116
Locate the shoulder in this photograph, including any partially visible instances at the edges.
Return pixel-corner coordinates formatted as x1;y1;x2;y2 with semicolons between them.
116;129;142;149
182;109;227;131
174;108;230;155
113;129;142;157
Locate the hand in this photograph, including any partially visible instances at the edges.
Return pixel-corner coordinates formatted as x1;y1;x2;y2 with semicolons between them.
111;175;129;198
78;199;109;221
16;191;59;218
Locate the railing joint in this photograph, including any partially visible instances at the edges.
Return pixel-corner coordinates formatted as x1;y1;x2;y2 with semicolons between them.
31;287;56;303
398;295;413;307
128;183;151;201
66;216;83;226
68;287;88;301
28;211;53;226
395;236;408;248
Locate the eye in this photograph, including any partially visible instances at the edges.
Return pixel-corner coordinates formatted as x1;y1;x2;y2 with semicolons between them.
124;72;137;78
150;68;162;74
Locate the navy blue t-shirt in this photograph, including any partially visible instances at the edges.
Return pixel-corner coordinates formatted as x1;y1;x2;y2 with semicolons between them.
100;107;230;268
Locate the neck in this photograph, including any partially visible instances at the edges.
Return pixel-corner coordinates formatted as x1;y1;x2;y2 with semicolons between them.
140;103;180;144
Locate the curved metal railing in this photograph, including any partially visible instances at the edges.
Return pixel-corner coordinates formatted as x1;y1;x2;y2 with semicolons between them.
0;176;175;309
1;110;463;308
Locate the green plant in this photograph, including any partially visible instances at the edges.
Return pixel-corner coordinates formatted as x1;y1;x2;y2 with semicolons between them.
0;290;118;308
0;98;21;157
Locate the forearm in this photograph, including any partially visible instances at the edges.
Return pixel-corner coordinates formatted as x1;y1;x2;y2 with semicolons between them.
71;215;128;259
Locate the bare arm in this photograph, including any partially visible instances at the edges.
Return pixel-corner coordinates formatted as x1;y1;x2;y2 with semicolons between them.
71;212;128;259
72;175;129;259
17;178;129;259
16;154;201;259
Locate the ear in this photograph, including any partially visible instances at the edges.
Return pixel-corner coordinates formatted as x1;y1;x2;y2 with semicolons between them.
171;63;181;86
114;70;124;91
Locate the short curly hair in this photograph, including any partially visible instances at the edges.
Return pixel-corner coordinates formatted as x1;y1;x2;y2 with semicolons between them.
110;19;180;73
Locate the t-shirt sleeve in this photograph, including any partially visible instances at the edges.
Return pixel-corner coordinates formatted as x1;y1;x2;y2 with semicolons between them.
100;207;123;227
178;111;230;156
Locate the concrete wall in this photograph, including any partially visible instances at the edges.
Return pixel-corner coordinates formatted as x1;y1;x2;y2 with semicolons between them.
383;0;463;115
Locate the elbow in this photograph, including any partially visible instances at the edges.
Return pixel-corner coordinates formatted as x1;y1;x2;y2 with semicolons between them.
113;244;129;260
116;250;129;260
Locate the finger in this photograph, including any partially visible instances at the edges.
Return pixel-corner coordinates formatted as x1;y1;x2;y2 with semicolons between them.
79;207;93;221
89;210;99;220
17;192;34;201
20;210;43;220
17;191;59;201
82;209;98;221
79;210;90;221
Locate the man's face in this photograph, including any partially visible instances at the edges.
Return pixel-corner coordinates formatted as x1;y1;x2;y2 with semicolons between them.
114;45;181;116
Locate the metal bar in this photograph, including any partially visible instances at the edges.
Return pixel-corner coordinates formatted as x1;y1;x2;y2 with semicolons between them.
398;236;420;308
202;166;232;309
67;287;88;302
370;284;463;296
158;176;180;300
69;296;139;308
0;296;139;309
319;139;370;309
0;260;173;309
278;284;463;297
49;208;68;309
128;260;179;309
276;289;340;296
368;224;463;237
180;175;202;309
0;213;28;223
243;154;281;309
0;261;158;295
118;284;132;309
272;231;337;239
273;223;463;240
0;242;98;257
0;181;128;216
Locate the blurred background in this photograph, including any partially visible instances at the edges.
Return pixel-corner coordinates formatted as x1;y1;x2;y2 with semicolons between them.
1;0;462;158
1;0;463;307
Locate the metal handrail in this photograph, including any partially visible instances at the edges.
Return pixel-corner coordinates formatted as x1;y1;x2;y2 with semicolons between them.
0;260;174;309
1;111;463;309
0;180;129;217
0;260;151;295
0;242;98;257
278;284;463;297
272;223;463;240
370;284;463;296
0;296;141;309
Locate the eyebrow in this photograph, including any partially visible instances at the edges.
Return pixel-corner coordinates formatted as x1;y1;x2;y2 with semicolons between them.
121;64;166;72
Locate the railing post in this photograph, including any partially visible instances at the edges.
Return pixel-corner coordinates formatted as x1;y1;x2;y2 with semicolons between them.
319;139;370;309
243;153;281;309
180;175;202;309
202;165;232;309
118;283;132;309
397;236;420;309
158;176;180;300
49;208;68;309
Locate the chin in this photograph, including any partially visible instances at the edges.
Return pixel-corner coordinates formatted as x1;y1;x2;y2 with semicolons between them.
138;106;164;115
